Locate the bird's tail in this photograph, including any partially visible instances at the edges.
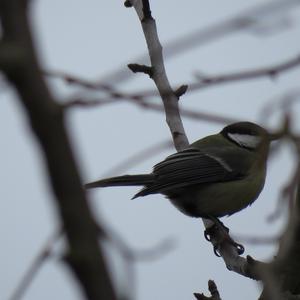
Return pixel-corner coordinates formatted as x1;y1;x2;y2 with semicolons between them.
84;174;155;189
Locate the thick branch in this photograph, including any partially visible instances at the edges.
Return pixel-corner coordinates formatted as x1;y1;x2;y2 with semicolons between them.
0;2;116;300
258;129;300;300
206;225;264;280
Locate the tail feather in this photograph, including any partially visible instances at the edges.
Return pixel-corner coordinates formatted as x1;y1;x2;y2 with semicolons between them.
84;174;154;189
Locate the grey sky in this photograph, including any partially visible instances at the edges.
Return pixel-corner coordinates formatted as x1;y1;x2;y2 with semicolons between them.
1;1;300;299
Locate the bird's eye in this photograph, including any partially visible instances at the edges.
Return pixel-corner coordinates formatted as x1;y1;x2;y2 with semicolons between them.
227;133;261;149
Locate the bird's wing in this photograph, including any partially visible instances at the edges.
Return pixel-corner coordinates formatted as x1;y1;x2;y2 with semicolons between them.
135;148;247;197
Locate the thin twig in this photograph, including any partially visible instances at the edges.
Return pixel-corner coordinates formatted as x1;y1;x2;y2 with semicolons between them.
65;96;238;124
101;0;300;85
161;0;300;59
127;63;153;77
44;70;115;92
189;53;300;92
232;233;279;245
194;280;221;300
259;88;300;123
47;52;300;102
99;222;175;300
104;224;176;262
8;229;63;300
101;139;173;177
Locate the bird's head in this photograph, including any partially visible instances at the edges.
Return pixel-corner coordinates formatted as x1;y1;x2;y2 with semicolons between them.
220;121;271;152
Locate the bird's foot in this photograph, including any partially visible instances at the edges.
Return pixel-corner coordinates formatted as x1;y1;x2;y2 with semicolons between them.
204;219;245;257
204;216;229;244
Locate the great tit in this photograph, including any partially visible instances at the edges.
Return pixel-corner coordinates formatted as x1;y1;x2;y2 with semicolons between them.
85;122;271;219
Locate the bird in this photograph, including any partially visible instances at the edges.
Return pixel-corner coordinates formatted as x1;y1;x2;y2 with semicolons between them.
85;122;271;219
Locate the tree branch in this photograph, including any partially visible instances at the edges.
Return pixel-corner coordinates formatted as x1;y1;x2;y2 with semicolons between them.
130;0;188;151
0;2;116;300
256;121;300;300
102;0;300;86
45;52;300;103
189;53;300;92
8;229;62;300
65;96;238;124
128;0;262;284
194;280;221;300
127;63;153;77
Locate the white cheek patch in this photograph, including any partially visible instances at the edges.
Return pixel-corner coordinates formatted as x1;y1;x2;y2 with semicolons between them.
228;133;261;149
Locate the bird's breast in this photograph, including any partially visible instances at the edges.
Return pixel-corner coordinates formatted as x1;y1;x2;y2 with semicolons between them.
166;169;266;218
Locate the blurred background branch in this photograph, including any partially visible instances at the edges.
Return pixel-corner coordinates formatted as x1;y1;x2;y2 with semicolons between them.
0;1;116;300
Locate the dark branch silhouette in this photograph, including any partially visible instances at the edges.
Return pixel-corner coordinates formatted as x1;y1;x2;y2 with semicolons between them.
0;1;116;300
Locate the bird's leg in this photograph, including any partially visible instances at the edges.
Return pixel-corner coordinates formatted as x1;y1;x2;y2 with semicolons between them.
204;216;229;241
204;216;229;235
203;216;245;256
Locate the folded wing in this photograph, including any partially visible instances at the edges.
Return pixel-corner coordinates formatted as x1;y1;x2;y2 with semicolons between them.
133;148;245;198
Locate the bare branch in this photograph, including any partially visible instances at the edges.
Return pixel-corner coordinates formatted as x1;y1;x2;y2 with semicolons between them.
174;84;188;99
127;0;264;284
62;97;119;109
205;223;265;280
141;0;152;20
124;0;133;8
256;121;300;299
189;53;300;92
104;223;176;262
46;52;300;103
232;233;279;245
65;96;238;124
99;223;176;300
194;280;221;300
135;53;300;97
44;70;115;92
131;0;189;151
0;2;116;299
103;0;300;86
162;0;300;59
101;139;173;177
8;229;62;300
127;63;153;77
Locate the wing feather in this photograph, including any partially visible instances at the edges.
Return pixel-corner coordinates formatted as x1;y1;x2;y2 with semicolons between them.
134;148;244;198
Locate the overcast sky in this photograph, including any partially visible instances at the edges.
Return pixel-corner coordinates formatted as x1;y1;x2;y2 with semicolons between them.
1;1;300;300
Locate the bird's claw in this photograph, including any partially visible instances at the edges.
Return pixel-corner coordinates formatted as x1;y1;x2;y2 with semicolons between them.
213;245;221;257
204;228;212;241
234;242;245;255
203;220;228;241
204;221;245;256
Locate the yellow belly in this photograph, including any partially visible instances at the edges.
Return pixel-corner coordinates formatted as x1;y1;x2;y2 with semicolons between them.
168;171;266;218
